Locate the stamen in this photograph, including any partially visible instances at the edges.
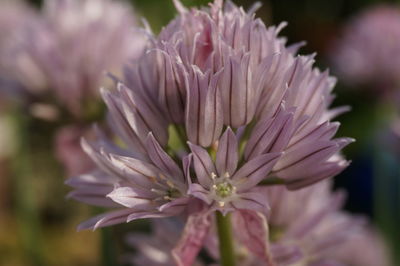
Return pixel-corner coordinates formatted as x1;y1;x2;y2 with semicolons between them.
149;176;157;183
151;188;165;194
166;180;175;188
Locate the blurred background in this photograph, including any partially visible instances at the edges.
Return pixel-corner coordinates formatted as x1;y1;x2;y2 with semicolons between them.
0;0;399;265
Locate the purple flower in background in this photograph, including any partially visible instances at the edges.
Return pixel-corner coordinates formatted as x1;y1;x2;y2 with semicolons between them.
0;1;44;95
0;0;145;117
0;1;35;55
332;5;400;90
54;125;95;176
260;181;389;266
218;181;390;266
324;227;391;266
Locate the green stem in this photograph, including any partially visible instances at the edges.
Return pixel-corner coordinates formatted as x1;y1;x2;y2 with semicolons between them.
12;109;44;266
100;227;118;266
216;212;235;266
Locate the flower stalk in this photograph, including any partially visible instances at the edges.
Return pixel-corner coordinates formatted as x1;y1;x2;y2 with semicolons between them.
12;108;44;266
216;211;236;266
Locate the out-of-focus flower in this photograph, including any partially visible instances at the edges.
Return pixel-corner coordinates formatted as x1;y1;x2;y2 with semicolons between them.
266;181;362;265
325;227;391;266
0;1;34;52
229;181;390;266
54;125;95;176
332;5;400;90
0;0;145;117
0;1;41;96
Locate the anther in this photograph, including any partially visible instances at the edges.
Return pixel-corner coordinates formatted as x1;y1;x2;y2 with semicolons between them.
166;180;175;188
211;172;217;179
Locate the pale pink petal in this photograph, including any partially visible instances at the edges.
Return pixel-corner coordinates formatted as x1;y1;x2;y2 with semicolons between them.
172;212;211;266
232;210;276;265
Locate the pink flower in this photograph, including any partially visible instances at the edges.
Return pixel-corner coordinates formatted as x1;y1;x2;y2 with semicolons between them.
325;227;391;266
54;125;95;176
67;0;352;232
123;0;352;189
332;5;400;89
235;181;388;266
1;0;146;117
188;127;280;215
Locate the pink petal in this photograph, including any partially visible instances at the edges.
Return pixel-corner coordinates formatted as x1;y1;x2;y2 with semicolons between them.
106;186;153;208
146;133;184;183
216;127;238;176
232;210;276;265
233;152;281;191
188;142;216;188
172;212;211;266
77;209;133;231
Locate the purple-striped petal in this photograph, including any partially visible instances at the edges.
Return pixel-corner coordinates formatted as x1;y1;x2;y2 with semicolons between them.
216;127;238;176
232;210;276;265
106;186;154;208
172;212;211;266
188;142;216;188
233;152;282;191
146;133;184;183
245;105;295;160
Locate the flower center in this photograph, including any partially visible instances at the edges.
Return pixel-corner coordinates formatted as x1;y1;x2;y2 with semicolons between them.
167;188;181;199
214;182;234;198
210;172;237;207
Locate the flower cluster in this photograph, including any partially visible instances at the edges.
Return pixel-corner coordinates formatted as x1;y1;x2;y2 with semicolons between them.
64;0;388;265
0;0;146;176
332;5;400;89
0;0;145;117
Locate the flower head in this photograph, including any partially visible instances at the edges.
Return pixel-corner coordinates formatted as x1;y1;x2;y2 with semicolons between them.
67;0;352;232
1;0;145;117
332;5;400;89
